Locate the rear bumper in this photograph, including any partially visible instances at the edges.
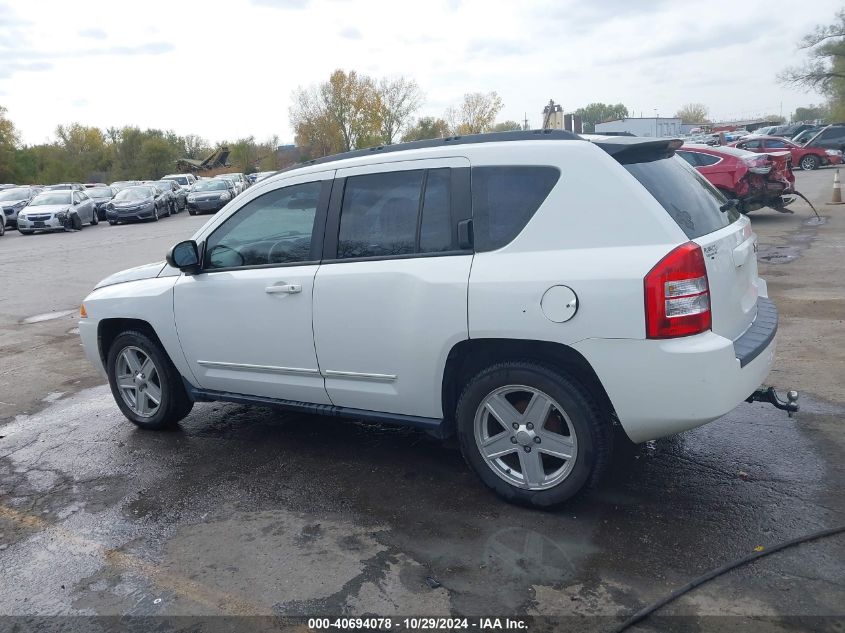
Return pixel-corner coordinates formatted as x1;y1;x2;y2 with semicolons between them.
573;299;777;443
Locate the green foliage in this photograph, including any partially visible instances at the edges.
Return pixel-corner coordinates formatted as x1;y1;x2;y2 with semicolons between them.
573;103;629;133
401;116;450;142
793;104;830;122
491;120;523;132
674;103;711;124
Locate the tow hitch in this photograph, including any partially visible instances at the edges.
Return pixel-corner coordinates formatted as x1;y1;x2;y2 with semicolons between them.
747;387;799;417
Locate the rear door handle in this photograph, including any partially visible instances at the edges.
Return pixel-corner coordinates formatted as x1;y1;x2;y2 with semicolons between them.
265;283;301;294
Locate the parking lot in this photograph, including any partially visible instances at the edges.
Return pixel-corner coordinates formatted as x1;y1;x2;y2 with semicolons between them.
0;169;844;630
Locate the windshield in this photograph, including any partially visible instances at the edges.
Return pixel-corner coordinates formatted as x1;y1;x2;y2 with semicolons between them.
31;192;71;206
192;180;228;191
0;187;31;201
114;187;151;202
624;154;740;239
88;187;113;198
165;176;189;185
217;175;236;182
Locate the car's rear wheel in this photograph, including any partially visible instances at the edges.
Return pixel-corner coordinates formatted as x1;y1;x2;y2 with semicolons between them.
107;330;193;430
800;154;820;170
456;361;610;508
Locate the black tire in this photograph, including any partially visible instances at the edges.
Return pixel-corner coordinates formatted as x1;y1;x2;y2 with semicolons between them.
166;201;173;217
19;229;34;235
108;220;117;225
455;361;611;509
152;206;159;221
72;213;83;230
800;154;820;171
91;210;98;226
188;208;197;216
0;221;4;237
106;330;193;430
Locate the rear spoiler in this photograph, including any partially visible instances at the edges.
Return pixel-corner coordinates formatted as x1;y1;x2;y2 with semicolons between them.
583;136;683;162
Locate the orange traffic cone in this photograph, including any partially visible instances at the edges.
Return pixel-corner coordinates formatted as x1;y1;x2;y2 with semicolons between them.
832;169;843;204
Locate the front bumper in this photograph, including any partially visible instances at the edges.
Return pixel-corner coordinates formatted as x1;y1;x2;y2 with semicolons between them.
17;215;63;230
187;198;227;212
107;206;156;221
79;319;106;378
572;298;777;443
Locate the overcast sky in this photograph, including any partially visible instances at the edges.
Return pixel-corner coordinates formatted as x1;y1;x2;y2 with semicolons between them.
1;0;839;146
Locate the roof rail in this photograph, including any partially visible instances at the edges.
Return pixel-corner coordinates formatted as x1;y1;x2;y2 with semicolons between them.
297;129;582;169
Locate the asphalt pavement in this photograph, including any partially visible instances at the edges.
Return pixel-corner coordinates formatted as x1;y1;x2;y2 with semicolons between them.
0;173;843;632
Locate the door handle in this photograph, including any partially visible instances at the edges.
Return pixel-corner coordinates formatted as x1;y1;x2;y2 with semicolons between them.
265;283;301;294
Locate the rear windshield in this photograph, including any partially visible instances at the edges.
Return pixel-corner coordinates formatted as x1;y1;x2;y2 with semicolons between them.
165;176;189;185
624;155;739;239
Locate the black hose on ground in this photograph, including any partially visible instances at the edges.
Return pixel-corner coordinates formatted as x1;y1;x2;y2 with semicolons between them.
611;524;845;633
793;190;821;219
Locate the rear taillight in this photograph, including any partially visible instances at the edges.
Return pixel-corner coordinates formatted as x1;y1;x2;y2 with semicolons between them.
743;155;772;174
644;242;711;339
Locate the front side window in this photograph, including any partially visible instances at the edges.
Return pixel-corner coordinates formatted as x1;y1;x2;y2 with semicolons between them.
743;140;761;149
765;139;788;148
472;166;560;251
205;181;321;269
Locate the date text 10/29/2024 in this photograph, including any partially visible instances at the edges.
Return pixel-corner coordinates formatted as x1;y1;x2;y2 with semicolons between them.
308;618;529;631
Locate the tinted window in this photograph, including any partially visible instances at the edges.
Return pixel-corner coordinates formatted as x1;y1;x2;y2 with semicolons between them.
696;153;720;166
821;128;845;140
419;169;452;252
765;139;788;148
624;155;739;239
743;139;761;149
472;166;560;251
338;170;424;258
676;151;698;167
205;181;320;269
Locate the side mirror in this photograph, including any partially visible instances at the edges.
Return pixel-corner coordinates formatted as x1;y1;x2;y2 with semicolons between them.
166;240;201;273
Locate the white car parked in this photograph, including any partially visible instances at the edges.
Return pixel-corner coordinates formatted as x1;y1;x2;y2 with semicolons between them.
79;131;780;507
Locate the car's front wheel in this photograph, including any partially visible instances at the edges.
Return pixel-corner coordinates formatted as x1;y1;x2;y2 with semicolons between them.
800;154;820;170
456;361;610;508
106;330;193;430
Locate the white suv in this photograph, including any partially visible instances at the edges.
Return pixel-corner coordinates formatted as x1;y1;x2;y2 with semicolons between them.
79;131;777;507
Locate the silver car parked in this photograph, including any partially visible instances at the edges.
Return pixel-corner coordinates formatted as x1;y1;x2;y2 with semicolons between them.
17;189;98;234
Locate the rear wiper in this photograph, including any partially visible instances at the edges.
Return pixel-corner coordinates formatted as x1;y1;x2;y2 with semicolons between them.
720;198;740;213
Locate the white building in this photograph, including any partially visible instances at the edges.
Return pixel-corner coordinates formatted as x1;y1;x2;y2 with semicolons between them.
595;117;683;137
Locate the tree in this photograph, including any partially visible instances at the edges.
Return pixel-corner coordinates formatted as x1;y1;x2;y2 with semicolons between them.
401;116;450;142
572;103;629;133
139;137;176;179
375;76;424;144
779;10;845;120
0;105;21;182
55;123;110;181
674;103;711;124
181;134;212;159
491;120;523;132
447;92;504;135
793;104;829;122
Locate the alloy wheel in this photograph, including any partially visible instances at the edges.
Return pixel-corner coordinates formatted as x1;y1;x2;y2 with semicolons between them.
115;346;162;418
473;385;578;491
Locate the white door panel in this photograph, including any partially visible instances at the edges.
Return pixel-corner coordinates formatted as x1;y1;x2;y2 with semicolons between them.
174;266;330;403
313;256;471;417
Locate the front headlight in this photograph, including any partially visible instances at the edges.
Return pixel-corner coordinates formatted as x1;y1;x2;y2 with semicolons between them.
187;194;196;202
219;192;231;201
18;213;27;220
56;210;68;221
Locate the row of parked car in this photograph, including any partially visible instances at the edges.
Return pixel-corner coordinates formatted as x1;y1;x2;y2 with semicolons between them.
686;123;845;170
0;171;265;236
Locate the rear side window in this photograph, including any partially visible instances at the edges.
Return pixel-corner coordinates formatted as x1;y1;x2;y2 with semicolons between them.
472;166;560;251
337;169;455;259
624;155;739;239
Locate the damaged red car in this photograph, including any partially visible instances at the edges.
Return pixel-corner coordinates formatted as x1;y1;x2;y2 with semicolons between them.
677;144;795;214
729;135;841;171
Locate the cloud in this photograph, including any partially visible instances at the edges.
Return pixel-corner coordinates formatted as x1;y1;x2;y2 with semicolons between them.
339;26;362;40
467;38;529;57
78;27;107;39
251;0;308;8
0;60;53;79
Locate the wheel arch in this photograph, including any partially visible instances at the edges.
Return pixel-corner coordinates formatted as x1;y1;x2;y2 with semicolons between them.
98;318;168;369
441;338;617;436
